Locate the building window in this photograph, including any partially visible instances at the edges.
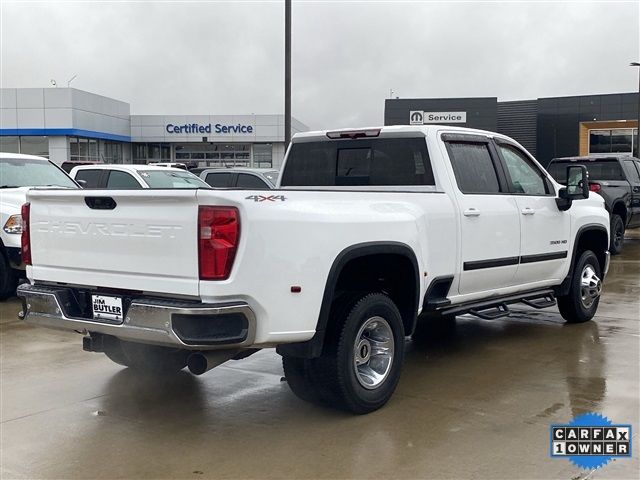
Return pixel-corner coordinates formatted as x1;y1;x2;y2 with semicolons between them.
69;137;99;161
589;128;637;155
0;136;21;154
19;136;49;157
173;143;252;167
253;143;273;168
103;141;123;163
0;136;49;157
133;143;170;164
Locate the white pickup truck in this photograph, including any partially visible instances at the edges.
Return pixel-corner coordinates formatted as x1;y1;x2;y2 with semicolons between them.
18;126;610;414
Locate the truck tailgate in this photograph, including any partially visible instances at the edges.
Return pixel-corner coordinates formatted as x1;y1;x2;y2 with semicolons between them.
27;189;200;297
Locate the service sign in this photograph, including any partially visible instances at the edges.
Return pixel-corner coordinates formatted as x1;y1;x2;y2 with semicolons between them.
409;111;467;125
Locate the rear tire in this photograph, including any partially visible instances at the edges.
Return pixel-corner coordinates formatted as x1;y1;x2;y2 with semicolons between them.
104;337;189;374
609;214;624;255
284;292;405;414
0;252;18;301
557;250;602;324
282;356;322;404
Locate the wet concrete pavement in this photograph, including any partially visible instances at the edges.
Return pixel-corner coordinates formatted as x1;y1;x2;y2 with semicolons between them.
1;233;638;479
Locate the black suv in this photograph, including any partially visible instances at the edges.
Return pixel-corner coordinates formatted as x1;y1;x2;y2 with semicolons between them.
548;156;640;254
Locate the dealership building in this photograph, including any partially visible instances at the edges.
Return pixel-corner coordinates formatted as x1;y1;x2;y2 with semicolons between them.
0;87;309;169
385;92;639;166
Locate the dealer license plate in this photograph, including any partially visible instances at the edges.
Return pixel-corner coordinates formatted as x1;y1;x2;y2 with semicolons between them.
92;295;124;322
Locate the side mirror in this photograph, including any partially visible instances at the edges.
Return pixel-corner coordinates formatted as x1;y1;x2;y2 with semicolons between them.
76;179;87;188
556;165;589;211
566;165;589;199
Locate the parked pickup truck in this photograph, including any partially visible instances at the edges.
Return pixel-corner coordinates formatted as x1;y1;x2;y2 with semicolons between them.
18;126;610;414
0;153;78;299
547;155;640;255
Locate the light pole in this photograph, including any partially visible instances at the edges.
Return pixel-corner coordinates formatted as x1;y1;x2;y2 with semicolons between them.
631;62;640;157
284;0;291;149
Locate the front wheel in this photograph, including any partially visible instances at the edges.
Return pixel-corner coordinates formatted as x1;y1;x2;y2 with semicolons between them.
609;214;625;255
283;292;405;414
557;250;602;324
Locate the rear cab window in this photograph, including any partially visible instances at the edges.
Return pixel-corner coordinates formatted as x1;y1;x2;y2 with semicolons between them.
280;137;434;187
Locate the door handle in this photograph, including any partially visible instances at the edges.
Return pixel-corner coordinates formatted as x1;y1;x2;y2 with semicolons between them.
521;207;535;216
463;208;481;217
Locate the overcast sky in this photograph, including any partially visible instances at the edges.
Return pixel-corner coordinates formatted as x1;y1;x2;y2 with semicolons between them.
1;0;638;129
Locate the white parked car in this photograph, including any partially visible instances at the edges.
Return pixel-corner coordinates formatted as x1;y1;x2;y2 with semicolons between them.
18;125;609;413
69;165;210;189
0;153;77;298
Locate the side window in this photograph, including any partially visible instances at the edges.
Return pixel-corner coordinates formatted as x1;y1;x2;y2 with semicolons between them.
205;172;233;188
447;142;501;194
624;161;640;183
497;144;549;195
74;169;102;188
106;171;142;189
236;173;269;189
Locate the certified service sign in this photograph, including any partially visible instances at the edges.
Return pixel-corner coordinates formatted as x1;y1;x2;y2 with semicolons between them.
408;111;466;125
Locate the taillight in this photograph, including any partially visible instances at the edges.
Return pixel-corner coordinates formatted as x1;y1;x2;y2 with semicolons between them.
21;203;31;266
198;206;240;280
589;182;601;193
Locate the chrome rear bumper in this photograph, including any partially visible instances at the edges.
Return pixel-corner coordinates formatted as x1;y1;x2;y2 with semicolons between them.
17;283;256;350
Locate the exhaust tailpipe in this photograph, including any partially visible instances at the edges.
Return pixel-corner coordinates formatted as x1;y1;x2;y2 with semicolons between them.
187;350;239;375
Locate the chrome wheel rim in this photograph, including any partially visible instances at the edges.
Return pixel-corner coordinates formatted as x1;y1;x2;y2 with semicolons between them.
580;264;602;308
353;316;394;390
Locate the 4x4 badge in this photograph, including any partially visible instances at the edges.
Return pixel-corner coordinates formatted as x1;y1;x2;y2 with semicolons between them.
245;195;286;202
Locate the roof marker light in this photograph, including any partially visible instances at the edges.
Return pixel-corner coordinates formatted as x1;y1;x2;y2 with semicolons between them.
326;129;381;139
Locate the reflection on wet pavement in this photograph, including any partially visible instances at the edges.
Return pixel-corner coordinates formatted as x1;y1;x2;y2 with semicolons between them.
1;232;638;479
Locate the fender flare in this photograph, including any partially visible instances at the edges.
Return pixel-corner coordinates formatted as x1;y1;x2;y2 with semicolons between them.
556;224;608;297
277;241;421;359
610;200;628;224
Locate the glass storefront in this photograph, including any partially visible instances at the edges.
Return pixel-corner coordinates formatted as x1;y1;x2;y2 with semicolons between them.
103;142;124;163
1;136;276;167
69;137;125;163
589;128;638;156
173;143;253;167
0;136;20;154
132;143;171;164
253;144;273;168
0;136;49;157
